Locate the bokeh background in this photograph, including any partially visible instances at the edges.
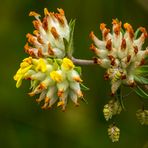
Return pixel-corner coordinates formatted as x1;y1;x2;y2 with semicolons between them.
0;0;148;147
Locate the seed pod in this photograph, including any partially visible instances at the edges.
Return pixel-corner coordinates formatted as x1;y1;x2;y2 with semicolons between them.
108;124;120;142
136;109;148;125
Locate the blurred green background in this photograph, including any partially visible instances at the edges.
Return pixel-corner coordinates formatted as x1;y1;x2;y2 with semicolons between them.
0;0;148;147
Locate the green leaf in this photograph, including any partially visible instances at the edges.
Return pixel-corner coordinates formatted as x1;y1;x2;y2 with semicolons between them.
133;85;148;99
66;19;76;57
80;83;89;91
135;65;148;77
63;38;69;54
134;76;148;85
134;28;140;39
74;66;82;75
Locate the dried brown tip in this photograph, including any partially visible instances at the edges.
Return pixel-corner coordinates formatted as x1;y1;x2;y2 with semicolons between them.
37;36;44;44
42;17;48;31
133;46;138;54
140;59;145;66
127;55;131;63
108;55;115;66
33;30;39;36
29;11;40;17
128;80;136;87
24;43;30;52
106;39;112;51
139;27;148;38
103;28;110;39
90;44;97;52
124;23;134;39
89;31;95;40
121;38;126;50
121;74;126;80
54;13;64;25
57;8;65;15
32;20;41;30
48;43;54;55
100;23;106;31
37;48;43;57
104;72;109;80
51;27;59;39
93;57;101;64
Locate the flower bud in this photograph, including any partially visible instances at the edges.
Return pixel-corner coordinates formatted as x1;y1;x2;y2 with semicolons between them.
136;109;148;125
103;99;122;121
108;124;120;142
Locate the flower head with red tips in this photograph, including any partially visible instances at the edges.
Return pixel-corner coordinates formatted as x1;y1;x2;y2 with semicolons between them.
90;19;148;94
25;8;70;58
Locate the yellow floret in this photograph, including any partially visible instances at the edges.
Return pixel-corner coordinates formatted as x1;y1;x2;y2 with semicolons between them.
13;65;32;88
35;58;47;72
50;71;63;82
61;58;74;71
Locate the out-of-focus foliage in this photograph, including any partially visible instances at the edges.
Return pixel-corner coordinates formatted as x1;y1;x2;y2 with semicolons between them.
0;0;148;147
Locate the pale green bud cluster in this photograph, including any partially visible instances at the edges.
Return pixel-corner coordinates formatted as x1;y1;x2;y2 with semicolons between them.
14;57;84;110
108;124;120;142
136;109;148;125
103;99;122;121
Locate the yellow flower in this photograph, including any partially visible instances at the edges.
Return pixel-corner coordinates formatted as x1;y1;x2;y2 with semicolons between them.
35;58;47;72
50;71;63;82
14;65;32;88
61;58;74;71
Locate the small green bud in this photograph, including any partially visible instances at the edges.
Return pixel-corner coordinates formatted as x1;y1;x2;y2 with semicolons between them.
103;99;122;121
136;109;148;125
103;104;112;121
108;124;120;142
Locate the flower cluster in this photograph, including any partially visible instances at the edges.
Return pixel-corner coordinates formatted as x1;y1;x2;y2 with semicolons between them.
14;8;84;110
14;57;83;110
13;7;148;142
24;8;70;58
103;99;122;121
90;19;148;94
108;124;120;142
136;109;148;125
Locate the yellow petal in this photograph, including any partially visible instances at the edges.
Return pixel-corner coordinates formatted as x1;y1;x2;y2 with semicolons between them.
50;71;63;82
62;58;74;71
35;58;47;72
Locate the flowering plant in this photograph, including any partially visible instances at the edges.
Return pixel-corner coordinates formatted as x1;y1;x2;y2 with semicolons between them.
14;8;148;142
